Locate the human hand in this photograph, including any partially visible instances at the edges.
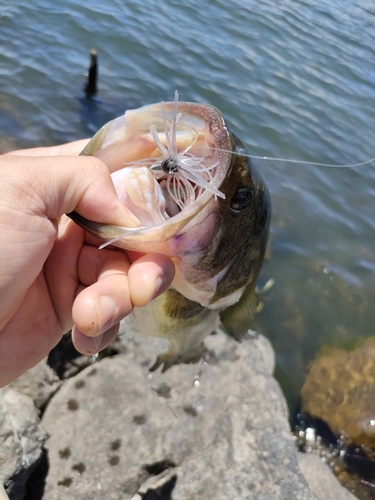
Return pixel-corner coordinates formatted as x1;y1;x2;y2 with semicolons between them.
0;141;175;387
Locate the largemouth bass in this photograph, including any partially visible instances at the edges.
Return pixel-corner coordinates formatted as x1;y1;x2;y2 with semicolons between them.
69;92;270;371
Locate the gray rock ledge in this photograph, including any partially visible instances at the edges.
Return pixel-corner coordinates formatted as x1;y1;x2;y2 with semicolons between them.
42;331;315;500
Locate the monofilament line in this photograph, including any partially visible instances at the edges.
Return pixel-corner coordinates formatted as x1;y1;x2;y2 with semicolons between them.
192;146;375;169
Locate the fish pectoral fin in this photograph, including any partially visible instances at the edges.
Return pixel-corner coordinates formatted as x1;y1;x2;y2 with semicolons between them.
219;282;259;341
149;343;205;373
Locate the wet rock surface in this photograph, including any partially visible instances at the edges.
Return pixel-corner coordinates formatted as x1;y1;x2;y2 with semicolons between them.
301;337;375;448
294;416;373;500
1;328;357;500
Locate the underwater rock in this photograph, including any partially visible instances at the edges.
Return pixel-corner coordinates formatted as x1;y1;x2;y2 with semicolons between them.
301;337;375;448
41;330;317;500
298;454;357;500
0;388;46;500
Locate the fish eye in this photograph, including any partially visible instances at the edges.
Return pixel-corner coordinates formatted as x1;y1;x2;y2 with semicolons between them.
161;158;179;175
229;187;253;212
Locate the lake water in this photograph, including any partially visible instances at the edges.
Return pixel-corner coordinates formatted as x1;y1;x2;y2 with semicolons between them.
1;0;375;410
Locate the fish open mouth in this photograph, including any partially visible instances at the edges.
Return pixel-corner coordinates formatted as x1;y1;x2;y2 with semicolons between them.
110;92;227;222
72;93;233;248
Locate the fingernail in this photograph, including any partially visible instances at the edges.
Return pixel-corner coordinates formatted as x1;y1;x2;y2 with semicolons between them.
92;333;105;352
114;203;141;228
148;276;164;304
123;206;142;227
95;295;117;333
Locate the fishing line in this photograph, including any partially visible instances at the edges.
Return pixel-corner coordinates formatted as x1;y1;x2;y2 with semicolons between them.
192;146;375;169
146;92;375;171
156;92;375;170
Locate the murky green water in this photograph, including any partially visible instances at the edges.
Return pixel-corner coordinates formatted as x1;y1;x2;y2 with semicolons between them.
1;0;375;409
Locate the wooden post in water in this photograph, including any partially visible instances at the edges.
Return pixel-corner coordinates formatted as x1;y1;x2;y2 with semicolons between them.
84;49;98;98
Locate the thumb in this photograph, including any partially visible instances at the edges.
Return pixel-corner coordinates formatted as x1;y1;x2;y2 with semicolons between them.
1;154;134;227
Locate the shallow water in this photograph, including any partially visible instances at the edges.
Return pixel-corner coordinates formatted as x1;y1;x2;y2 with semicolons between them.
1;0;374;409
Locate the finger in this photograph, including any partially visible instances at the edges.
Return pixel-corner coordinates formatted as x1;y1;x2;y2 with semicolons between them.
5;139;90;157
0;154;134;228
75;247;174;308
72;323;119;355
72;248;131;338
76;245;130;287
128;253;175;307
71;251;174;355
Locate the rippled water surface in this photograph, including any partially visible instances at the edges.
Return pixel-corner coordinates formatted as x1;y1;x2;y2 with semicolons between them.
1;0;375;408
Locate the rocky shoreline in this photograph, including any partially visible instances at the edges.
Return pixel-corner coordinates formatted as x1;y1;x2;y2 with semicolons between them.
1;327;356;500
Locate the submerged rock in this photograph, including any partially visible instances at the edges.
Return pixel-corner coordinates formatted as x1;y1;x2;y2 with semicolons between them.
301;337;375;448
298;454;357;500
41;330;317;500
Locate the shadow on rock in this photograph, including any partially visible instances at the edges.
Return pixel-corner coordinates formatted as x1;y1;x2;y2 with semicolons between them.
140;475;177;500
23;449;49;500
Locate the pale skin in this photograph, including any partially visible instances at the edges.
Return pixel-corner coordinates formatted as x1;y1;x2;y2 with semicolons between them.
0;140;175;387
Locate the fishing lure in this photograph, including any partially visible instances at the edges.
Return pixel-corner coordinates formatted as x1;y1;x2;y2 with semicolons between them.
146;90;225;211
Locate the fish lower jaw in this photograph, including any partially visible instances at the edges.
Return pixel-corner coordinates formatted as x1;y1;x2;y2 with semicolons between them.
171;271;245;310
206;287;246;309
